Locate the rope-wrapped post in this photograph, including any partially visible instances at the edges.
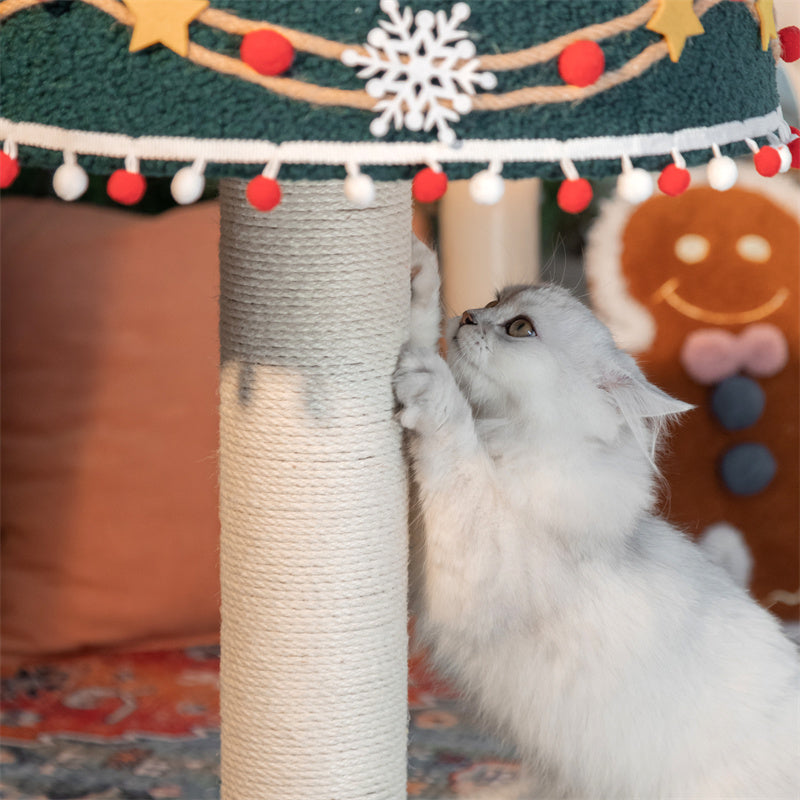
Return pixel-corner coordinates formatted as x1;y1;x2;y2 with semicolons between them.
217;179;411;799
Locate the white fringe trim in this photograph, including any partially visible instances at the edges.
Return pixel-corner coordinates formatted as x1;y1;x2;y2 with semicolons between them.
0;107;791;168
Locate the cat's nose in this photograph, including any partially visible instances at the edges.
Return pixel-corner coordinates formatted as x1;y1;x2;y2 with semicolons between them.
459;310;477;327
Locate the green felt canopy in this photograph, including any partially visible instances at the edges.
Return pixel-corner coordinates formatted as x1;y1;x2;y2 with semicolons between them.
0;0;791;184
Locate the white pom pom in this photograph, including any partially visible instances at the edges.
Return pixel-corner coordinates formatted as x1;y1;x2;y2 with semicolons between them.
469;169;505;205
706;155;738;191
53;162;89;201
344;171;375;207
171;166;206;205
777;145;792;173
617;167;653;204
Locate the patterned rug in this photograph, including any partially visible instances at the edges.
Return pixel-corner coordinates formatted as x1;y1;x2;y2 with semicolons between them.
1;645;518;799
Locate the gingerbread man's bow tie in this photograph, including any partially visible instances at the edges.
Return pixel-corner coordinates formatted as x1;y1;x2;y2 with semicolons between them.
680;324;789;386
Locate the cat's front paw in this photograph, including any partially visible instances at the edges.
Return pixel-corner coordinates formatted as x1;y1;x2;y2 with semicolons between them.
411;237;440;307
408;237;441;349
393;345;458;433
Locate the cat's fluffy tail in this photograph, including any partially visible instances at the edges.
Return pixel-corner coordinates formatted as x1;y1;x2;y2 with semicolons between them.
698;522;753;589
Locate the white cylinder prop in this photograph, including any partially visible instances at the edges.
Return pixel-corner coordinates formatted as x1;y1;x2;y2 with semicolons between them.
440;178;541;314
218;179;411;799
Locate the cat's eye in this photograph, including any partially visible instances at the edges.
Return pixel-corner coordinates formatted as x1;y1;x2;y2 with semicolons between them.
484;299;499;308
505;316;536;337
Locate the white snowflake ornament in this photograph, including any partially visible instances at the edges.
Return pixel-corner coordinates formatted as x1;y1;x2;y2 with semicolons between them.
342;0;496;145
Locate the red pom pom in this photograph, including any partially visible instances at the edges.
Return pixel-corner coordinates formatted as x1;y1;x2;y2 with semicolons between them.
779;26;800;62
107;169;146;205
246;175;282;211
788;126;800;170
657;164;691;196
0;151;20;189
558;40;605;87
557;178;593;214
412;167;448;203
753;145;781;177
241;29;294;76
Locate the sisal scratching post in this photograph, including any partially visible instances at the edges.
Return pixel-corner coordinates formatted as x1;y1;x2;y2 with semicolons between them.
218;179;411;799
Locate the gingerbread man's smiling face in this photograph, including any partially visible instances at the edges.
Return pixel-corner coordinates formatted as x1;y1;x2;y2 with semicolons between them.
586;174;800;620
619;186;798;340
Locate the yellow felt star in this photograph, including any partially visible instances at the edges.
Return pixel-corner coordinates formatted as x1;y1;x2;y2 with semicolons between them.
646;0;705;63
123;0;210;57
754;0;778;51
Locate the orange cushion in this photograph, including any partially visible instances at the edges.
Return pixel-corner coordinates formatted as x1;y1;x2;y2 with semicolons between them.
1;198;221;664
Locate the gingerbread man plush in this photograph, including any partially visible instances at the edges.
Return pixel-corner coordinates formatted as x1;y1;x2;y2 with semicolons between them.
586;168;799;619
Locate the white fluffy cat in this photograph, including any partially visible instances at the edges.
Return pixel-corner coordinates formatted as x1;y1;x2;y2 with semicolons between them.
394;249;800;799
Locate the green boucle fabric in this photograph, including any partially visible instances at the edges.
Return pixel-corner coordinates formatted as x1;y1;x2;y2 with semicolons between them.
0;0;780;180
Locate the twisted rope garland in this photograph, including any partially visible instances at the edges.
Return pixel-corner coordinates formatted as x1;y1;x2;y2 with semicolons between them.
201;0;665;70
218;179;410;798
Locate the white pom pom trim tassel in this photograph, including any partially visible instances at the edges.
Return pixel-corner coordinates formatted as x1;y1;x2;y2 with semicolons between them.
616;154;654;204
124;154;141;174
261;158;281;180
53;151;89;201
559;157;580;182
171;158;207;205
469;158;505;205
3;139;18;159
767;133;792;173
344;162;376;207
706;143;738;191
670;148;687;169
1;107;793;208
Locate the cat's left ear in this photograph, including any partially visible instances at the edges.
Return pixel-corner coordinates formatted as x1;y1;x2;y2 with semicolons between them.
601;357;693;420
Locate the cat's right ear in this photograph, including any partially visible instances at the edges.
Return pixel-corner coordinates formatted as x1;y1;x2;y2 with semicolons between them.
601;367;694;421
600;362;693;464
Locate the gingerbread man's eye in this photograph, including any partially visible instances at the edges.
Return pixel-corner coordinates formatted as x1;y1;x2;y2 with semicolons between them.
674;234;710;264
736;235;771;263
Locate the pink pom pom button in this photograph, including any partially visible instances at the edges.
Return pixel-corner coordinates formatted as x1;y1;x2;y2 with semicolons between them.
738;324;789;379
680;325;789;385
680;329;740;385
